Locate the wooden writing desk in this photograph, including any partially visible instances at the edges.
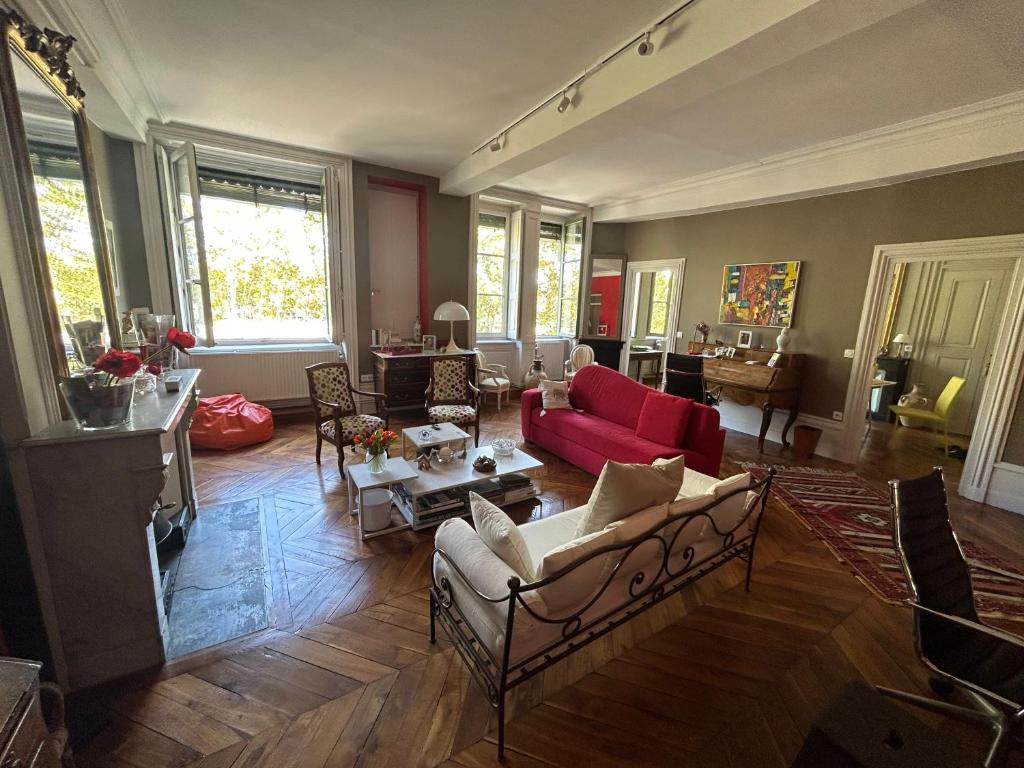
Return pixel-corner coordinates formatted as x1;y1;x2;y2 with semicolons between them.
688;342;805;452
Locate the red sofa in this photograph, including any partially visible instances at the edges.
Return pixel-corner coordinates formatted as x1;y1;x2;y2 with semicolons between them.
521;364;725;476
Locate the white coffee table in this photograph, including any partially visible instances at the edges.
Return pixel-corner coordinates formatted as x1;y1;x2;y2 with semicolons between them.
395;445;543;531
346;457;418;540
401;422;471;457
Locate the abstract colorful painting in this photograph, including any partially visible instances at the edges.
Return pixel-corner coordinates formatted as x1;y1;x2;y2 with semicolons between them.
719;261;801;327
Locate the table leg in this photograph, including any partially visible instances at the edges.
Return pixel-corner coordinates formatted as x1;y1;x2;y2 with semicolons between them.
347;472;355;517
357;487;365;541
781;401;800;448
758;403;774;453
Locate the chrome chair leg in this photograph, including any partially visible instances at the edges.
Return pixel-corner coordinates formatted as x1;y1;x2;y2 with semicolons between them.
876;686;1008;767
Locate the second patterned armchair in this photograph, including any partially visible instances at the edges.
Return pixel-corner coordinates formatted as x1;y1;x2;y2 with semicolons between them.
425;355;480;446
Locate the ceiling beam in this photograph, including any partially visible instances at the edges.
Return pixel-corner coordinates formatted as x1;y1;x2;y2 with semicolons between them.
439;0;930;198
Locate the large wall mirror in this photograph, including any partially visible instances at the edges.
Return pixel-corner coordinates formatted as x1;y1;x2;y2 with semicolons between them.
0;10;119;385
584;256;624;337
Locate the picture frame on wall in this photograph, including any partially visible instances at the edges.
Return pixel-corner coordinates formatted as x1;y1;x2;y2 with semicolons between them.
720;261;801;327
422;334;437;353
736;330;753;349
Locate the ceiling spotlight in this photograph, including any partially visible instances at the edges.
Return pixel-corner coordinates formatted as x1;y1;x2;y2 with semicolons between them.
637;31;654;56
489;133;505;152
556;90;573;113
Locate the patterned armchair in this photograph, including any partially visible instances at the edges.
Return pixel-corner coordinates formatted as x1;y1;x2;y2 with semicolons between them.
425;355;480;446
305;362;388;478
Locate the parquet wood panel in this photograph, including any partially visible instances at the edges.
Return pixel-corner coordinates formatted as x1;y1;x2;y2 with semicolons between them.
75;396;1024;768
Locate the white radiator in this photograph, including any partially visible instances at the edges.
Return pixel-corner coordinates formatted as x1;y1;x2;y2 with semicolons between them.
191;347;340;406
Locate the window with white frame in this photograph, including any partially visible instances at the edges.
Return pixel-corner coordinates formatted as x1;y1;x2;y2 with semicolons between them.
161;142;332;346
475;211;509;337
536;218;584;337
647;269;672;336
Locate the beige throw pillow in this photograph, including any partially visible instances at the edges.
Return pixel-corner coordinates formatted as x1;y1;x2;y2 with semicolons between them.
575;455;685;537
539;379;571;411
706;473;755;533
470;492;535;580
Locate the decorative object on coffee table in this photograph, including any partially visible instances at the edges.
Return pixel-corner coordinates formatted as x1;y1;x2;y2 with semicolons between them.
473;455;496;473
416;454;432;471
491;438;516;457
353;428;398;474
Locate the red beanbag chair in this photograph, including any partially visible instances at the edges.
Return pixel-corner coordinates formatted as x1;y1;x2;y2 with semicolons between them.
189;393;274;450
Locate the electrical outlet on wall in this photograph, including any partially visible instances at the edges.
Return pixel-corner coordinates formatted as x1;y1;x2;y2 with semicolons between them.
832;411;844;421
843;348;855;359
360;374;373;384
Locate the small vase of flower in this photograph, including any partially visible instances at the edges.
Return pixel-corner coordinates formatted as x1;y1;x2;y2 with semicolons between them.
59;327;197;431
353;428;398;474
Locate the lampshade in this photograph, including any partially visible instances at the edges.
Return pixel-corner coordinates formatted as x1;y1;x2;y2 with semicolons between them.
433;301;470;322
892;333;912;344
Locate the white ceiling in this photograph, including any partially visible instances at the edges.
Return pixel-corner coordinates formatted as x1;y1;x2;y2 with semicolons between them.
101;0;672;175
502;0;1024;208
29;0;1024;220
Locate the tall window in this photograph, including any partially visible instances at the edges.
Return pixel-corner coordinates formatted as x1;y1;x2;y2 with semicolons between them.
536;219;584;337
162;140;332;346
197;170;328;343
475;212;508;336
647;269;672;336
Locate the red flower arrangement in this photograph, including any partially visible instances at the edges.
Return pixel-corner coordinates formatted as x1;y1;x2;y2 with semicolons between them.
166;327;197;351
352;428;398;456
94;349;141;380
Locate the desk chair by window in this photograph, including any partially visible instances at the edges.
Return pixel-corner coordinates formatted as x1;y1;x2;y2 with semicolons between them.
880;468;1023;767
665;353;720;406
426;355;481;446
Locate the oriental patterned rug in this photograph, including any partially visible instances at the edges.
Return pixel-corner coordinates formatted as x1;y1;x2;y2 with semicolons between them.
741;464;1024;631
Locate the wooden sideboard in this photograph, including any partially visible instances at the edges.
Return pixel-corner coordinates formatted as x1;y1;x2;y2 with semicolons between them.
688;342;805;452
373;350;476;412
17;370;200;691
0;658;70;767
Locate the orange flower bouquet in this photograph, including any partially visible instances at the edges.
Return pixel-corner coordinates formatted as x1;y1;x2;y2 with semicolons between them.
352;428;398;474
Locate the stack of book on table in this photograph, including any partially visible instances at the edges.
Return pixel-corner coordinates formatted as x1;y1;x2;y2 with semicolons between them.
393;473;538;530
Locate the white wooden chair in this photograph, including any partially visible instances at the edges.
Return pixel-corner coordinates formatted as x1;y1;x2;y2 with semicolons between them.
475;348;511;411
564;343;595;382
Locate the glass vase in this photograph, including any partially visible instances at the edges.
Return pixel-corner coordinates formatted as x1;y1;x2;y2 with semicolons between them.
367;451;388;474
59;374;135;430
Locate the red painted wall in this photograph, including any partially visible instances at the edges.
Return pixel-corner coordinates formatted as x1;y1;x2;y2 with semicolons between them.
591;275;621;337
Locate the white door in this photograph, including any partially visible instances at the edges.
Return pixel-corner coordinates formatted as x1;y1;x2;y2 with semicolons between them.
368;186;419;338
917;260;1011;436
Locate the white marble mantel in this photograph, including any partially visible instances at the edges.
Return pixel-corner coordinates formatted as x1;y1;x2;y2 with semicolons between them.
17;369;201;690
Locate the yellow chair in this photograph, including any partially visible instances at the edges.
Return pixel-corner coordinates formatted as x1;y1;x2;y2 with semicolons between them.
889;376;966;456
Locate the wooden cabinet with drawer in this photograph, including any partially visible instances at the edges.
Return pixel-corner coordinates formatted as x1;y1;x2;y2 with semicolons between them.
373;351;476;412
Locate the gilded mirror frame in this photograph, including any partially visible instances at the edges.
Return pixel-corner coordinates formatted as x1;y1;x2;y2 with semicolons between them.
0;9;120;387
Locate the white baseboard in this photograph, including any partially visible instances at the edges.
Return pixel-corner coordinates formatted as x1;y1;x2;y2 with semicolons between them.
985;462;1024;515
717;401;845;461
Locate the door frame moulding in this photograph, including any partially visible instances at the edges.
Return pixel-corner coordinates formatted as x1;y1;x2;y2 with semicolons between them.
619;258;686;384
841;234;1024;504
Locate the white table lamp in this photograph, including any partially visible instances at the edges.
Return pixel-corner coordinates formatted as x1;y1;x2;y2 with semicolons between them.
433;300;470;354
892;333;912;357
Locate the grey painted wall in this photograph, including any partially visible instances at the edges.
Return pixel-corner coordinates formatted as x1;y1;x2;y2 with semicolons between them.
351;161;470;374
591;222;627;255
620;161;1024;421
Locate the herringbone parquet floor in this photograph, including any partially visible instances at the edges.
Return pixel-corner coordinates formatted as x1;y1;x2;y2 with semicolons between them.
75;398;1024;768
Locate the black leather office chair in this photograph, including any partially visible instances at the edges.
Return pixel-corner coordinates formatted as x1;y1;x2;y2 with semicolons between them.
881;468;1024;767
664;353;720;406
